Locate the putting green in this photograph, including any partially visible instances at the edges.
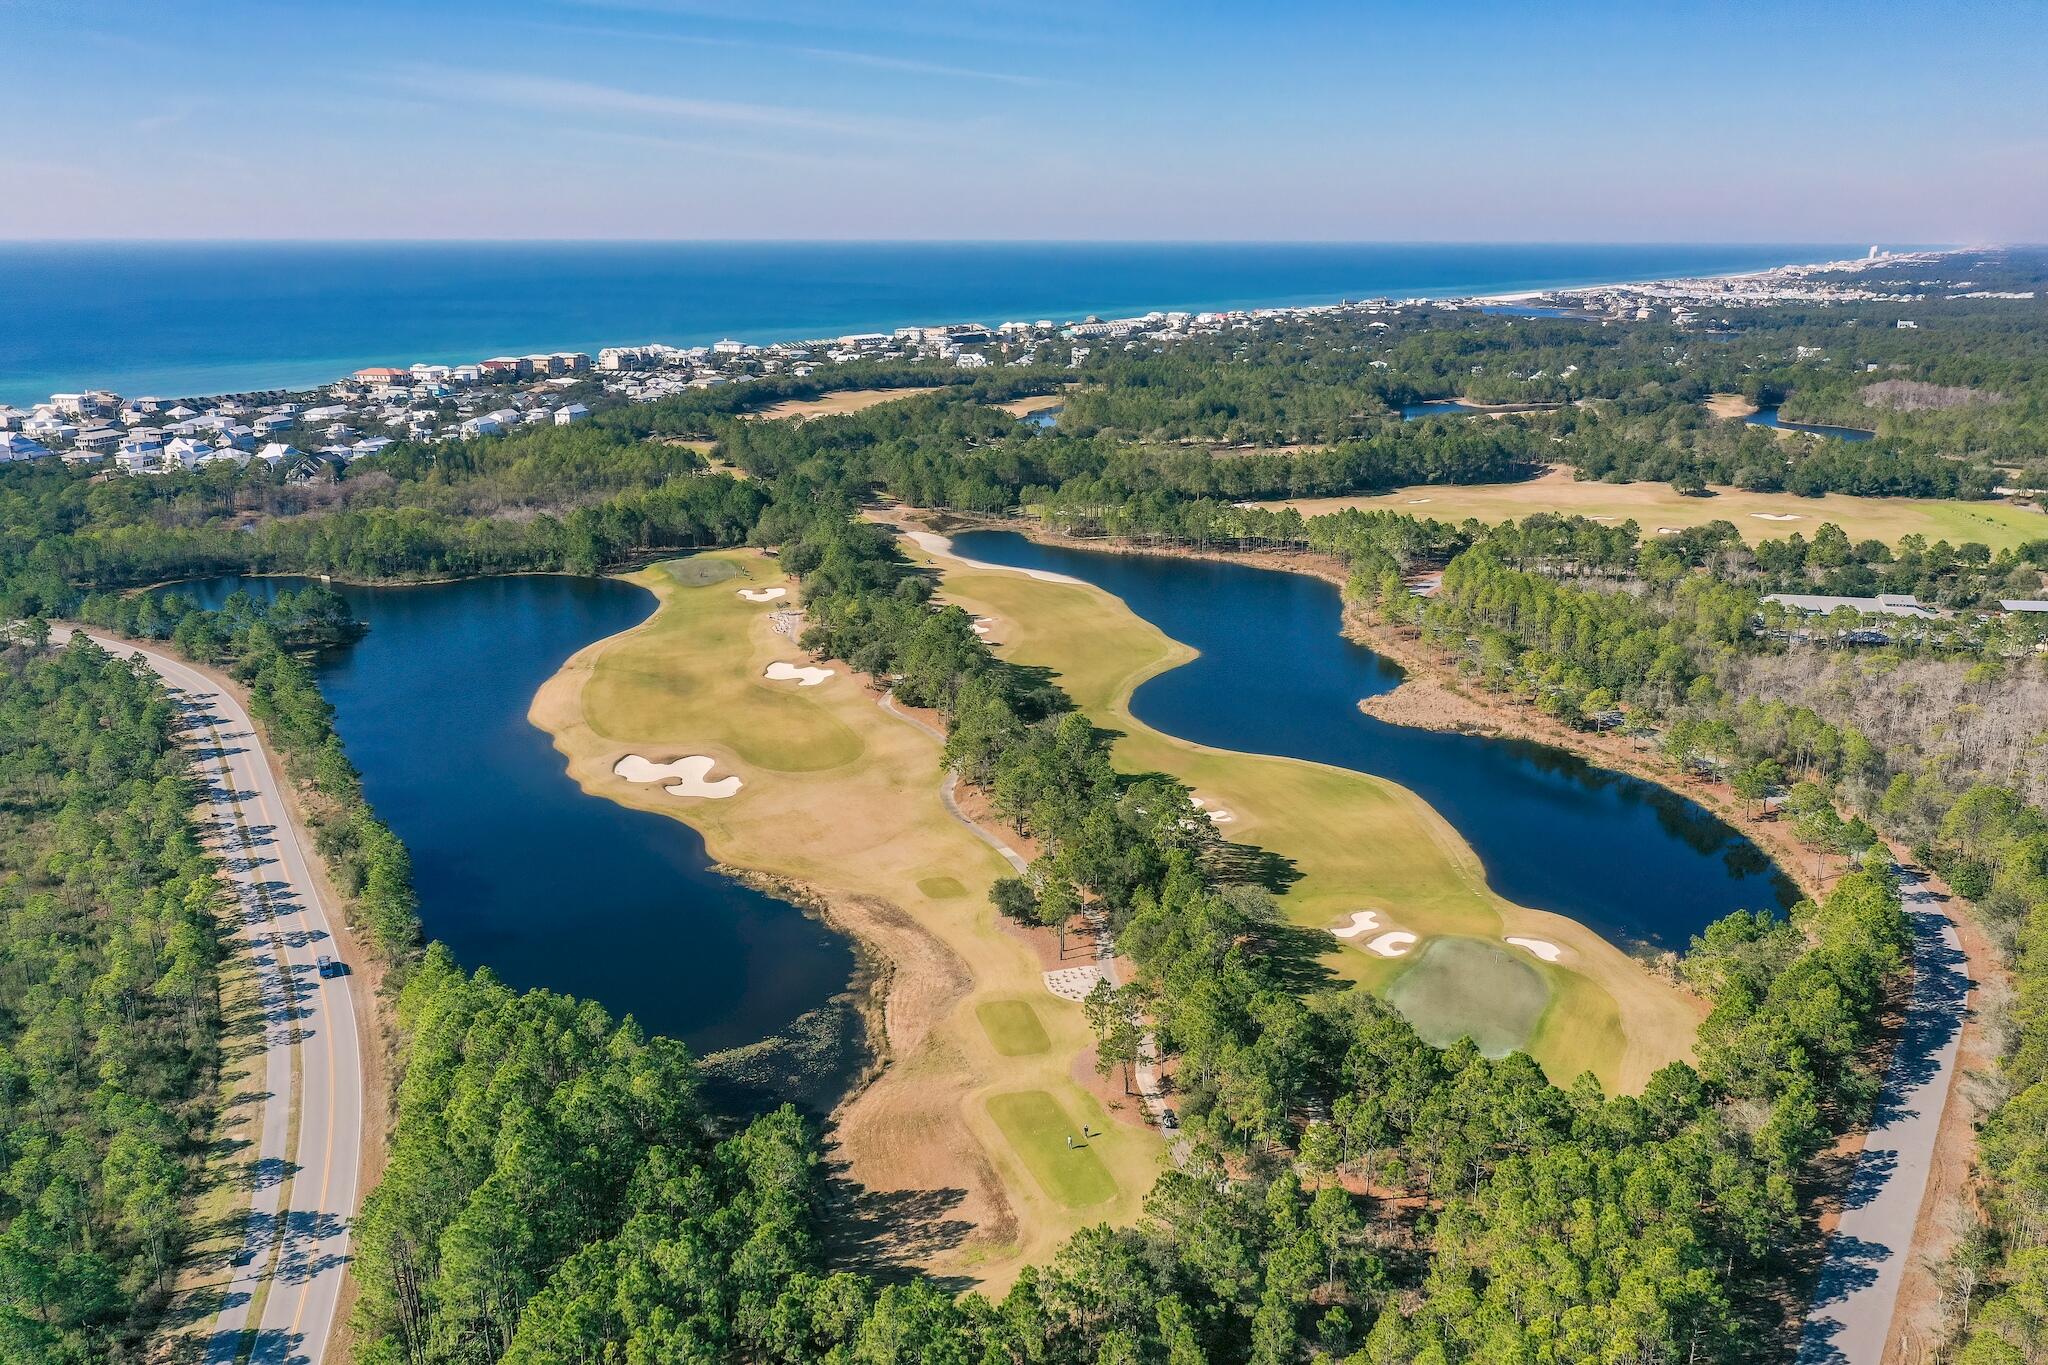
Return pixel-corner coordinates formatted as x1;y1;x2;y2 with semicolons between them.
663;556;742;587
918;875;968;899
1386;937;1549;1056
976;999;1051;1056
986;1090;1117;1208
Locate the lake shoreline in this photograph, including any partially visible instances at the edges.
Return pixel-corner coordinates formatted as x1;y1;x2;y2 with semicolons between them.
914;511;1832;907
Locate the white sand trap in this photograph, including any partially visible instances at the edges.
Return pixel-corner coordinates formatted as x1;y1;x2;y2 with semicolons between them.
1190;795;1236;824
902;529;1085;584
613;754;743;799
764;661;832;686
1655;526;1682;535
1330;910;1382;940
1588;515;1617;521
1407;498;1433;504
737;586;787;602
1505;936;1563;962
1365;931;1418;958
972;619;995;636
1750;512;1804;522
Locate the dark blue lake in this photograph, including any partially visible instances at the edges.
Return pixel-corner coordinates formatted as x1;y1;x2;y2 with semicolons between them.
163;574;863;1109
1746;405;1876;441
950;531;1798;949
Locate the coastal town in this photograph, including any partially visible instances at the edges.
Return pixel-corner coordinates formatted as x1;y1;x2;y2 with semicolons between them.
0;248;1983;478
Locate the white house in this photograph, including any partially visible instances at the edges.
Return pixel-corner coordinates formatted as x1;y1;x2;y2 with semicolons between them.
352;436;395;458
554;403;590;425
256;442;303;465
163;438;213;469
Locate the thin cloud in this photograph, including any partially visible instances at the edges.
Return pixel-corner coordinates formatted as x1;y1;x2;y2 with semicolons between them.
795;45;1051;87
383;64;911;139
518;20;1052;87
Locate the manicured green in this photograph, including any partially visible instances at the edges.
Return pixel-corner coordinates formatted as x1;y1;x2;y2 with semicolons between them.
1386;937;1549;1057
986;1090;1118;1208
918;874;968;899
975;999;1051;1056
663;555;743;587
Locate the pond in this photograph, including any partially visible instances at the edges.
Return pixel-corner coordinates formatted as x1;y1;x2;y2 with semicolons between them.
949;531;1798;951
1746;405;1876;442
162;574;865;1112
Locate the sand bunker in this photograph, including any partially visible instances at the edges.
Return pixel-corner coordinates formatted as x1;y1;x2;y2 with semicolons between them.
903;530;1085;585
1655;526;1682;535
764;661;832;686
1190;795;1236;825
1750;512;1804;522
1407;498;1433;504
1365;931;1419;958
737;586;788;602
1505;936;1563;962
613;754;743;799
971;617;996;636
1330;910;1382;940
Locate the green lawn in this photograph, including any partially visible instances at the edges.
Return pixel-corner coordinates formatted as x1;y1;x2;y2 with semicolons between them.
662;555;742;587
588;552;864;772
986;1090;1118;1208
976;999;1052;1056
918;875;968;899
1387;937;1549;1056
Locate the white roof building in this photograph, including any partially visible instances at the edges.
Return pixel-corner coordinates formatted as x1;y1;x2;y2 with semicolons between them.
554;404;590;424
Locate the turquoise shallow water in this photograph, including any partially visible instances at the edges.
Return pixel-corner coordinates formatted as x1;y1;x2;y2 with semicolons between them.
0;241;1852;405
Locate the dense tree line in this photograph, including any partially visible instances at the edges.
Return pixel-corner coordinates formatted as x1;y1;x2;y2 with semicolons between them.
63;587;424;963
0;638;223;1361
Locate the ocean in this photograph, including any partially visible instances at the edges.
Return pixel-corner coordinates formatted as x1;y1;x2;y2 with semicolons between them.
0;241;1856;406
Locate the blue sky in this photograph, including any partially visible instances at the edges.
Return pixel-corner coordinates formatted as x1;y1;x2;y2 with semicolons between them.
4;0;2042;241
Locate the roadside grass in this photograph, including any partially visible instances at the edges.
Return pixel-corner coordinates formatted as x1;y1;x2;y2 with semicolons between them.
530;548;1160;1291
1386;937;1548;1056
931;555;1704;1094
985;1091;1119;1208
975;999;1052;1056
1266;466;2048;552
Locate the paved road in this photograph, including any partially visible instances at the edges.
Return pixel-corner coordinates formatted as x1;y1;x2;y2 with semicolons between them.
1798;868;1971;1365
78;632;363;1365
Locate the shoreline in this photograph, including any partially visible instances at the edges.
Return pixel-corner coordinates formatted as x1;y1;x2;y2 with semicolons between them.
922;514;1831;908
6;246;1902;410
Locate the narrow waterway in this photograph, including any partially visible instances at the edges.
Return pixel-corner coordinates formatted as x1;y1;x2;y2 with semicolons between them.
949;531;1798;950
1746;405;1877;441
162;575;864;1111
